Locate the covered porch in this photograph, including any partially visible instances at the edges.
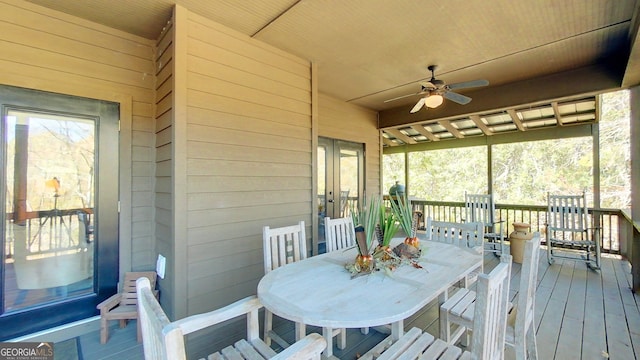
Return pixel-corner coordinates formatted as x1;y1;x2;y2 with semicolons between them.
59;248;639;360
0;0;639;359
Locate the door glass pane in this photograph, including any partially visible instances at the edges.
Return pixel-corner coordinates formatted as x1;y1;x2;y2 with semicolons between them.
339;148;359;217
317;146;327;244
4;109;94;313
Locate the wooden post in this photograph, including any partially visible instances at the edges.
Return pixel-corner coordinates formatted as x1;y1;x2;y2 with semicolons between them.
630;86;640;292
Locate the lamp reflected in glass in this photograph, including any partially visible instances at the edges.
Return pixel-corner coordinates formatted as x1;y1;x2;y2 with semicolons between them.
424;94;444;108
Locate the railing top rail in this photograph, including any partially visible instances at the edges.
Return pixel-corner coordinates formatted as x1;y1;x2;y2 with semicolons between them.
407;199;622;215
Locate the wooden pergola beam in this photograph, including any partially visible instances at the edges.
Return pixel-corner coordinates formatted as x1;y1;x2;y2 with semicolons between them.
438;120;464;139
469;115;493;135
410;125;440;142
552;101;565;126
382;136;395;147
507;109;525;131
384;128;416;144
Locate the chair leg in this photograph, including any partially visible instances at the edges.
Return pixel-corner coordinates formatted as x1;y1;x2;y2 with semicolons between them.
337;328;346;350
100;317;108;344
439;305;450;342
119;319;126;328
525;323;538;360
294;322;306;342
264;309;273;346
137;317;142;342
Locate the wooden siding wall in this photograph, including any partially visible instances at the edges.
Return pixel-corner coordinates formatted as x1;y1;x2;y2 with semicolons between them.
318;93;381;197
175;8;312;316
0;0;156;275
154;16;177;318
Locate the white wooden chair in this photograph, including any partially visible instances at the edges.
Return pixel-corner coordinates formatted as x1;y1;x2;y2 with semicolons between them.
263;221;308;348
426;218;484;288
441;235;540;358
360;255;512;360
546;192;600;269
136;277;326;360
506;234;540;359
322;217;355;349
464;192;505;256
324;216;356;253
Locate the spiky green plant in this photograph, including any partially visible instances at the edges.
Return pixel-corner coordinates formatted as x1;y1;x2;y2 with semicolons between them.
389;194;415;238
378;204;399;247
350;196;380;255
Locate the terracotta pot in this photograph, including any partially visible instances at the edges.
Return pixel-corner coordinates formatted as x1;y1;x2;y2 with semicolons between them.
404;236;420;248
355;254;374;272
509;222;533;263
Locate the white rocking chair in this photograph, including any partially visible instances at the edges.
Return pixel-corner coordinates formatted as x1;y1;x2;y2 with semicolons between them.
464;192;505;256
546;192;600;269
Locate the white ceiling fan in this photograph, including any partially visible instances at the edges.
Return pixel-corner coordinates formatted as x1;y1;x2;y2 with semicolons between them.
385;65;489;113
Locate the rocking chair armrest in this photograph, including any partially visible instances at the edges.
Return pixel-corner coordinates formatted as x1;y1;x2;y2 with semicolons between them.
272;333;327;360
96;293;123;312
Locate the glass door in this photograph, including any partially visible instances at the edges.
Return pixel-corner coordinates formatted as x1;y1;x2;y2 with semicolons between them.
318;137;364;252
0;85;119;339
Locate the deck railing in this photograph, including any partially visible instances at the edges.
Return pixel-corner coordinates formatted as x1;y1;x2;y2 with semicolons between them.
4;208;93;259
404;200;622;254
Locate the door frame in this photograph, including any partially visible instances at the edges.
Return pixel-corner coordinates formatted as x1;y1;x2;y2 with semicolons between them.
317;137;365;251
0;85;127;339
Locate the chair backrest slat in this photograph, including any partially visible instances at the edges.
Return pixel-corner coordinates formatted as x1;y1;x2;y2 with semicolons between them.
263;221;307;273
472;255;512;360
515;233;541;344
324;217;356;253
426;218;484;250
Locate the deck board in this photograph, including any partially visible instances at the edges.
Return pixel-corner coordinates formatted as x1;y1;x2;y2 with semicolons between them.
73;248;640;360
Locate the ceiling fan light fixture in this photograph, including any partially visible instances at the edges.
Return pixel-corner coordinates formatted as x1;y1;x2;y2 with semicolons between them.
424;94;444;108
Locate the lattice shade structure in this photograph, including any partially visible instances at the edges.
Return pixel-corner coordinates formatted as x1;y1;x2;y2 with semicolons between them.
382;96;598;147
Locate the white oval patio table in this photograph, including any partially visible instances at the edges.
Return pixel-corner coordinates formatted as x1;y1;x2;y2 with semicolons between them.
257;238;483;358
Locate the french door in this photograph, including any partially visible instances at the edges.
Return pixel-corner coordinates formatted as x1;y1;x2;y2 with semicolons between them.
317;137;364;250
0;85;119;340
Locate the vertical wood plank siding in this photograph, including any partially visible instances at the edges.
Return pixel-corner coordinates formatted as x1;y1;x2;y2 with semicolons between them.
180;10;312;315
0;0;156;275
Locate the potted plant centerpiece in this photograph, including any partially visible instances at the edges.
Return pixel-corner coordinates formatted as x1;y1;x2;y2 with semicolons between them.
349;196;379;273
390;194;420;248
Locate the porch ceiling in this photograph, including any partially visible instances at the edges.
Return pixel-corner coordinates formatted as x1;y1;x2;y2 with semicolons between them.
24;0;640;131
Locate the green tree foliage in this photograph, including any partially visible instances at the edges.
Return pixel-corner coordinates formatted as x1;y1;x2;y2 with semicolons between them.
408;147;487;201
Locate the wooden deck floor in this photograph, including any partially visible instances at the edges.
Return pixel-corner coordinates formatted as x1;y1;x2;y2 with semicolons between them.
75;248;640;360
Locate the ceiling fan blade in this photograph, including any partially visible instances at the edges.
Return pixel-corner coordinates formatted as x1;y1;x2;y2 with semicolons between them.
444;91;472;105
384;91;423;103
410;97;426;113
447;79;489;90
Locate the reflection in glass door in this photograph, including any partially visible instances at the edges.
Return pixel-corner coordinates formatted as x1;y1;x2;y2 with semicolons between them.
4;110;95;313
318;137;364;251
